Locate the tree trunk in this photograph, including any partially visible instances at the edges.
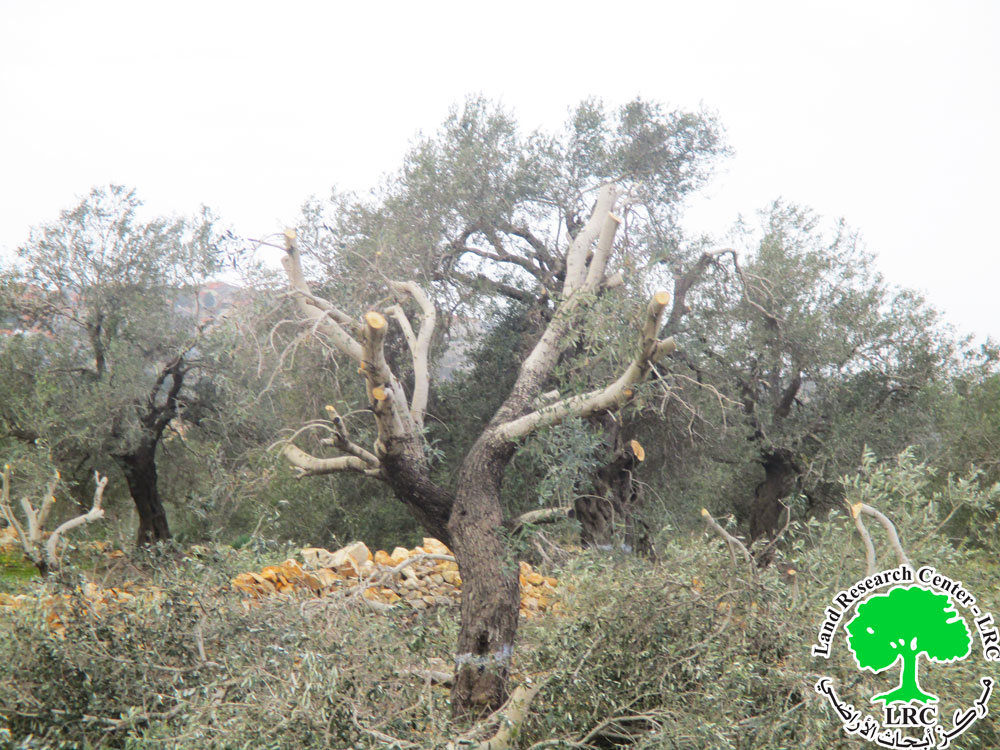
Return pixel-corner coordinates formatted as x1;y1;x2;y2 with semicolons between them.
574;420;655;557
448;435;520;719
748;449;798;542
115;442;171;546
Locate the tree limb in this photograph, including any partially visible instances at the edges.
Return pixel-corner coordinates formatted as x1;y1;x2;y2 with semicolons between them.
848;502;878;576
282;444;380;477
282;230;365;362
700;507;753;567
850;501;911;571
46;472;107;568
497;293;674;441
564;184;621;296
449;677;549;750
388;280;435;430
507;506;572;533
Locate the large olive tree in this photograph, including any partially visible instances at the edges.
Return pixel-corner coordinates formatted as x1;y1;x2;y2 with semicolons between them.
679;202;954;540
275;97;726;715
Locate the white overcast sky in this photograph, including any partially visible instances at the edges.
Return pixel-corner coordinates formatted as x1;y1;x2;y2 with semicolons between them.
2;1;997;341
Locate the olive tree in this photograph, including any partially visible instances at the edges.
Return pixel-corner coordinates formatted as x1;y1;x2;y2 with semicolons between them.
680;202;954;540
275;97;726;715
0;186;222;544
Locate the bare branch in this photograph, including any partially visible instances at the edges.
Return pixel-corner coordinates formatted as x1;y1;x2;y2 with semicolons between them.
388;280;436;430
450;677;549;750
36;472;59;529
282;444;381;477
848;502;878;576
508;506;572;533
497;293;674;441
0;464;33;559
46;472;107;568
361;310;417;453
700;507;753;567
321;405;381;467
853;501;912;570
281;229;365;362
583;210;623;290
564;184;621;296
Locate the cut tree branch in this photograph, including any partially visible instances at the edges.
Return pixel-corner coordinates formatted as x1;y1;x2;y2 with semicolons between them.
564;184;621;297
388;280;435;430
497;293;675;441
849;502;878;576
700;507;753;567
282;230;366;362
46;471;107;568
1;465;107;573
282;444;380;477
849;501;912;572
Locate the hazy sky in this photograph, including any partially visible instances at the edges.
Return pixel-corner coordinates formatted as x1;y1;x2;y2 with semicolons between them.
2;1;997;341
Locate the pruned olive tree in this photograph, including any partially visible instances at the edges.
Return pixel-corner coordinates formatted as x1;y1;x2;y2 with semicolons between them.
275;98;726;715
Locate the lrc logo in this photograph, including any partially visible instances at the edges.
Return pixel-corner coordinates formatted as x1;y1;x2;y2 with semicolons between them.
813;565;996;748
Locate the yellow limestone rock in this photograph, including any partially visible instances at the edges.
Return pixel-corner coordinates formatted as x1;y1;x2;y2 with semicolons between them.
237;537;559;617
313;568;342;588
421;537;451;555
322;541;372;577
389;546;411;565
301;547;338;569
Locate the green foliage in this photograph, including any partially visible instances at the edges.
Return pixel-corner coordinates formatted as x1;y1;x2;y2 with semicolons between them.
0;446;997;748
0;186;223;535
512;449;1000;748
0;546;458;749
664;202;957;533
843;447;1000;551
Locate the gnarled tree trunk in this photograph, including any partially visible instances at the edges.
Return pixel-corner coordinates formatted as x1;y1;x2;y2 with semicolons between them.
449;435;520;714
115;441;171;545
748;448;798;542
575;417;654;557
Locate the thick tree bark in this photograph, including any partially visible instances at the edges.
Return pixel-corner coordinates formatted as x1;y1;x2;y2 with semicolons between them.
748;449;798;542
115;442;171;545
574;418;654;557
448;435;520;717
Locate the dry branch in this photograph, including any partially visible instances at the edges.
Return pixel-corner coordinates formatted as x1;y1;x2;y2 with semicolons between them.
564;184;621;296
279;230;443;478
449;677;548;750
46;472;107;567
282;230;366;362
282;444;379;477
509;506;572;533
849;501;912;573
699;508;752;567
849;502;878;576
1;465;107;573
388;280;435;430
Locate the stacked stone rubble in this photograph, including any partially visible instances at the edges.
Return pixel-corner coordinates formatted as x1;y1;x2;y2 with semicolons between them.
231;538;559;618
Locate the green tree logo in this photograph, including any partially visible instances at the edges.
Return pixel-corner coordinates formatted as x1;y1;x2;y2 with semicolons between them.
845;585;972;705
